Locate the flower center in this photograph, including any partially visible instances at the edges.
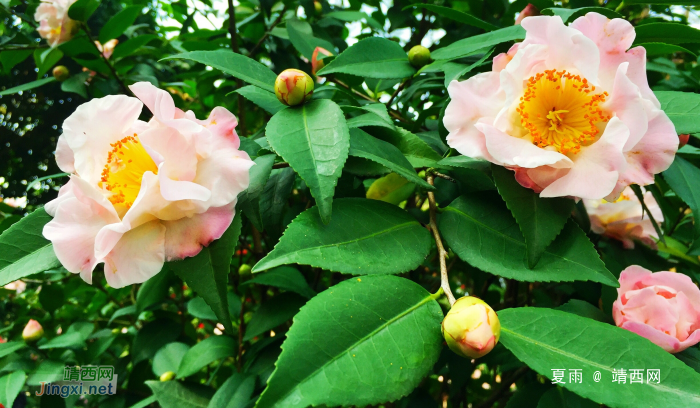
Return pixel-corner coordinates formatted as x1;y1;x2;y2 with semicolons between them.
100;135;158;209
516;69;611;155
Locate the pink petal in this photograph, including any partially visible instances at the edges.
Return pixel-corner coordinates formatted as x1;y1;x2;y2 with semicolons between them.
477;123;571;168
129;82;202;135
604;63;648;150
620;321;681;353
55;135;75;173
103;220;166;288
193;148;254;209
163;204;235;261
643;271;700;307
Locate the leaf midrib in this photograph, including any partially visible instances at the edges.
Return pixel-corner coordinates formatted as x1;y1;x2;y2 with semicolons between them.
0;242;54;279
502;325;700;400
268;293;435;405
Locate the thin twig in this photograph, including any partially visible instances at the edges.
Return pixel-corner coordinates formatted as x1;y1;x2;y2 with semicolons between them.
430;170;456;183
82;24;131;96
227;0;239;53
272;162;290;169
0;44;49;51
329;77;376;102
248;8;287;57
386;79;409;108
426;173;456;305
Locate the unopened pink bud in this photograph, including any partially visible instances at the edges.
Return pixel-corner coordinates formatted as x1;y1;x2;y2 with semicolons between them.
274;69;314;106
442;297;500;359
22;319;44;342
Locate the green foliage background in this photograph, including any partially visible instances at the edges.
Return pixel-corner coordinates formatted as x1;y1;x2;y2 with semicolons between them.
2;0;700;407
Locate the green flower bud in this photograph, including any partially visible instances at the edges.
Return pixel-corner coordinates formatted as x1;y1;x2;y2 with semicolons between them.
22;319;44;343
160;371;175;382
275;69;314;106
442;297;500;359
238;264;252;277
408;45;431;68
52;65;70;82
314;1;323;15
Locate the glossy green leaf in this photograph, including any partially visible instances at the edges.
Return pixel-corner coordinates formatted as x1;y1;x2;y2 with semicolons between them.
372;127;443;168
349;129;432;189
635;23;700;45
677;347;700;374
61;71;90;98
0;371;26;408
132;318;181;364
255;275;443;408
177;336;237;378
163;51;277;92
492;165;574;268
238;154;276;231
432;25;525;60
541;7;621;23
366;173;416;205
655;91;700;134
260;167;296;238
136;266;171;313
536;387;598;408
99;5;143;43
246;266;316;298
663;156;700;255
152;342;190;376
441;49;493;87
0;209;59;287
109;305;136;324
67;0;100;21
112;34;160;60
0;342;25;359
439;193;617;286
265;99;350;224
208;373;256;408
411;4;498;31
0;77;56;96
252;198;432;275
244;292;307;340
286;18;335;60
187;293;241;321
235;85;285;114
147;380;212;408
499;307;700;408
34;48;63;79
640;43;697;57
170;214;242;333
557;299;612;324
317;37;416;79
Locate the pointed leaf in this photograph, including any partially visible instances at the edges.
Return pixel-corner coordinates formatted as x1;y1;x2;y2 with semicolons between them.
0;208;60;287
0;77;55;96
265;100;350;224
246;266;316;298
208;373;256;408
663;156;700;255
147;381;212;408
655;91;700;134
252;198;432;275
153;342;190;376
492;165;574;268
432;25;525;60
238;154;276;231
439;193;617;286
0;371;26;408
255;275;443;408
499;307;700;408
536;388;598;408
177;336;237;378
260;167;296;239
317;37;416;79
99;5;143;43
286;18;335;59
235;85;285;114
411;4;499;31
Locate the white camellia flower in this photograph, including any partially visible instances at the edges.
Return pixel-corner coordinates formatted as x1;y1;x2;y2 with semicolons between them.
43;82;255;288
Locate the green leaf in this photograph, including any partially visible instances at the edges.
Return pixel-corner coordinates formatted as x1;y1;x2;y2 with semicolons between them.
246;266;316;298
411;4;499;31
39;283;64;314
34;48;63;79
0;371;26;408
0;209;60;287
255;275;443;408
238;154;276;231
61;71;91;98
499;307;700;408
235;85;285;114
132;318;181;364
244;292;306;340
99;6;143;43
347;113;395;130
147;381;212;408
153;342;190;376
252;198;432;275
260;167;296;239
677;347;700;374
170;214;242;333
492;165;574;268
109;305;136;324
436;156;491;172
177;336;237;378
536;387;598;408
68;0;100;21
0;77;56;96
0;342;25;359
0;50;32;75
372;127;443;168
26;360;64;386
208;373;256;408
441;49;493;87
439;193;617;286
112;34;160;60
265;99;350;224
639;42;697;57
136;266;171;313
39;332;85;350
317;37;416;79
187;293;241;321
655;91;700;134
556;299;613;324
163;50;277;92
349;128;432;189
286;18;335;60
366;173;416;205
635;23;700;45
432;25;525;60
626;0;700;3
663;156;700;255
541;7;622;23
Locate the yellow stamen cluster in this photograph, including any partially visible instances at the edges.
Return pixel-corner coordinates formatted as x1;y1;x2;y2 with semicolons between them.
100;135;158;208
516;69;611;155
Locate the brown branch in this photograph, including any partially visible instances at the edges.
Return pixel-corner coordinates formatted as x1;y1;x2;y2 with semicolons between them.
227;0;239;53
386;79;409;108
272;162;290;169
82;24;131;96
426;173;455;305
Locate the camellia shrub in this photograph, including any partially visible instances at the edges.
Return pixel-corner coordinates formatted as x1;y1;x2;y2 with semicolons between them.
3;0;700;407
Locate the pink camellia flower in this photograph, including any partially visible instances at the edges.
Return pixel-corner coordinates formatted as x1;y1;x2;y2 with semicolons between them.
613;265;700;353
584;186;662;249
43;82;254;288
96;39;119;60
34;0;79;48
444;13;679;200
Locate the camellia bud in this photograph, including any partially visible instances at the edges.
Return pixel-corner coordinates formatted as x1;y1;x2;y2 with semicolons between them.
515;3;540;25
52;65;70;82
314;1;322;15
408;45;431;68
238;264;252;277
22;319;44;343
160;371;175;382
442;297;500;359
311;47;333;76
274;69;314;106
679;134;690;148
